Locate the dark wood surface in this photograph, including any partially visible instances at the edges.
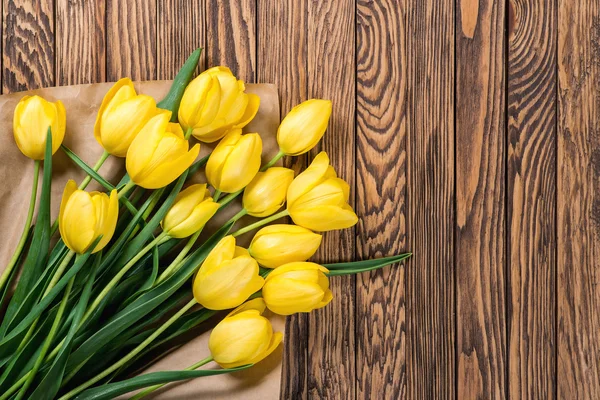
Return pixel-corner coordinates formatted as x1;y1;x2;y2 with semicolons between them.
3;0;599;398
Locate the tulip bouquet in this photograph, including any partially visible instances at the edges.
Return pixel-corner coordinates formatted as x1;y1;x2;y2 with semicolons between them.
0;49;410;400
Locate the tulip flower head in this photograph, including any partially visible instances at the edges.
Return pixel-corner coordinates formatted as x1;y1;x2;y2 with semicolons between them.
178;73;221;136
190;67;260;143
193;235;264;310
277;99;332;156
126;112;200;189
161;184;220;238
248;224;322;268
94;78;163;157
209;298;283;368
205;129;262;193
286;152;358;231
13;95;66;160
262;262;333;315
243;167;294;217
59;180;118;254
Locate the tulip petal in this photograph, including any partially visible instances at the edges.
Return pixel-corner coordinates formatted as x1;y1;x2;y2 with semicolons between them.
246;331;283;366
277;99;332;156
94;78;136;147
266;261;329;281
286;152;330;207
200;235;236;275
168;199;219;238
161;184;209;233
233;93;260;129
62;191;96;253
263;277;327;315
228;298;267;317
134;142;199;189
290;204;358;232
218;133;262;193
59;180;78;252
93;189;118;253
205;129;242;189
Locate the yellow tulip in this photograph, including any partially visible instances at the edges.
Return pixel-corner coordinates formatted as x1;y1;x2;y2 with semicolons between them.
262;262;333;315
161;184;220;238
190;67;260;143
286;152;358;231
126;112;200;189
209;298;283;368
277;99;332;156
242;167;294;217
94;78;163;157
193;236;264;310
178;73;221;135
13;95;66;160
58;180;118;254
205;129;262;193
248;224;322;268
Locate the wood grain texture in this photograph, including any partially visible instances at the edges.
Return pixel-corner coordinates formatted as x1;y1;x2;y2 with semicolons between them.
507;0;557;398
306;0;356;399
156;0;205;79
205;0;255;82
455;0;507;398
557;0;600;398
2;0;54;92
405;0;455;398
356;0;406;398
106;0;156;81
56;0;105;85
256;1;309;398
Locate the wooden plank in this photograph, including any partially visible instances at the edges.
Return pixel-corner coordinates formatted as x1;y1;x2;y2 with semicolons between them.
355;0;406;398
557;0;600;398
405;0;455;397
256;1;309;398
205;0;255;82
507;0;557;397
156;0;205;79
106;0;156;81
55;0;105;85
306;1;355;399
455;0;506;398
2;0;54;92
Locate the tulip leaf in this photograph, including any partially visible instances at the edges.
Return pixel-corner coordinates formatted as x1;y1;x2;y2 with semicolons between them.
75;365;249;400
64;221;234;378
324;253;412;276
189;154;209;175
0;130;53;338
0;244;95;363
28;256;101;400
61;145;140;217
157;48;202;121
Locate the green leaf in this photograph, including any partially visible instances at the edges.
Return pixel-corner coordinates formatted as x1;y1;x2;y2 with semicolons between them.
157;48;202;120
324;253;412;276
29;256;101;400
75;365;250;400
189;154;209;175
65;222;234;377
0;130;53;338
0;247;94;362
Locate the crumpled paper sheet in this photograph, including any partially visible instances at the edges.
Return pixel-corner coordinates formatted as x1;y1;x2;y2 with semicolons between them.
0;82;284;399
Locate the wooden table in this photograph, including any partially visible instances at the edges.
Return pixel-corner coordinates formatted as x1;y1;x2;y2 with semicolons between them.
3;0;599;398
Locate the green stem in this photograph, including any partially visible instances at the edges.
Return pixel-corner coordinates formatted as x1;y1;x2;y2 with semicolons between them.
130;356;214;400
81;232;170;324
15;277;75;400
58;299;198;400
118;180;136;199
155;230;202;286
0;160;40;295
213;189;222;201
0;372;29;400
78;150;110;190
217;189;243;208
184;127;193;140
16;250;75;353
261;150;285;171
231;209;289;237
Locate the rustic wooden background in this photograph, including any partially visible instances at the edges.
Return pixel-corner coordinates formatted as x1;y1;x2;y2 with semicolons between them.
3;0;600;398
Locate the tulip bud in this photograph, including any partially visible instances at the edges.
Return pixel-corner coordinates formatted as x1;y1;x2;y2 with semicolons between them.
242;167;294;217
13;95;66;160
178;74;221;135
262;262;333;315
205;129;262;193
286;152;358;231
193;236;264;310
126;112;200;189
161;184;220;238
190;67;260;143
248;224;322;268
94;78;163;157
277;99;332;156
58;180;118;254
209;298;283;368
